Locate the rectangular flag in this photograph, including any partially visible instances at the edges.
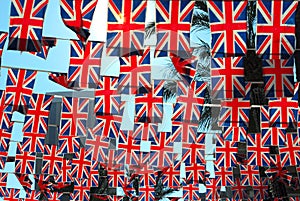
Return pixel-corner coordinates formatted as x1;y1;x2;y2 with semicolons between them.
8;0;48;52
118;47;151;95
211;57;246;99
67;40;104;89
208;0;248;57
0;32;8;66
155;0;195;58
262;58;294;98
4;68;37;113
256;0;298;59
107;0;147;56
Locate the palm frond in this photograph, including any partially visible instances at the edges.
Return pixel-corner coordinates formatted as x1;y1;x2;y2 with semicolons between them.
145;21;156;38
163;80;177;101
192;12;210;28
195;1;208;12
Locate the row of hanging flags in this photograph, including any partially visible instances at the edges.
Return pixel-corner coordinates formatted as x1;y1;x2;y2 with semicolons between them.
0;0;300;200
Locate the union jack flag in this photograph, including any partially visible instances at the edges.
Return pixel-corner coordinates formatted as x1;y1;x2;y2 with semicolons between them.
132;122;158;142
93;115;122;139
181;133;205;164
215;134;238;168
85;131;109;162
239;165;260;186
232;178;247;200
170;55;197;85
214;165;234;187
139;185;156;201
70;147;92;179
118;47;151;95
0;130;11;156
279;133;300;167
117;130;141;165
68;40;104;89
205;178;220;201
218;98;250;128
15;147;36;174
29;37;57;59
208;0;247;58
172;81;206;123
5;68;37;113
0;173;8;197
148;132;174;169
268;97;298;128
135;92;163;123
185;163;206;184
182;182;202;201
6;188;23;200
94;76;120;116
107;166;126;188
211;57;246;99
256;0;298;59
247;133;270;166
54;157;72;183
261;127;286;147
20;132;45;153
8;0;48;52
262;58;294;98
60;0;98;42
60;97;89;136
161;161;181;189
253;178;269;200
155;0;195;58
0;91;12;131
260;105;269;129
22;93;53;133
57;135;82;155
171;121;198;145
0;32;8;65
222;126;247;142
42;144;63;175
71;178;91;201
107;0;146;57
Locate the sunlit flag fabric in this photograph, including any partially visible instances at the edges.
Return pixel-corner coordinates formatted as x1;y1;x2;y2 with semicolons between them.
155;0;195;58
107;0;147;57
207;0;247;58
268;97;298;129
0;32;8;66
118;47;151;95
22;93;54;134
218;98;250;128
60;0;98;42
4;68;37;113
67;40;104;89
211;57;246;100
247;133;270;166
214;165;234;186
94;76;120;116
256;0;298;59
262;58;294;98
215;134;238;168
8;0;48;52
172;81;206;123
60;97;89;136
135;92;163;123
0;91;12;131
